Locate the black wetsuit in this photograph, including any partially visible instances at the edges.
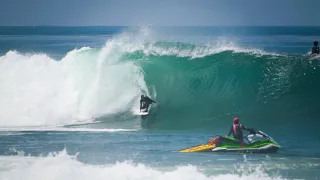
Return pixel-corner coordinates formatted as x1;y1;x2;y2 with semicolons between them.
140;97;156;112
312;46;319;55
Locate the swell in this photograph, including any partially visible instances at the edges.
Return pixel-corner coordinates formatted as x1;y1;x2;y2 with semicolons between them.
134;50;320;131
1;37;320;132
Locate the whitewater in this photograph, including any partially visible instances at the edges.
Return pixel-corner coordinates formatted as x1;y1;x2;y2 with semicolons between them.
0;26;320;180
0;39;150;127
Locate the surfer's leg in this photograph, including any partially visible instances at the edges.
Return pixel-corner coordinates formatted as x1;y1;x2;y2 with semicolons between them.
145;103;151;112
141;103;149;112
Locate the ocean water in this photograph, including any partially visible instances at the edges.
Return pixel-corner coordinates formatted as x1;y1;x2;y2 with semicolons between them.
0;26;320;180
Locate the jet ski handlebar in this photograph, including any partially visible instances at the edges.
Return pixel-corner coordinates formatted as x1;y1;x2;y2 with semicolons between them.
247;128;257;134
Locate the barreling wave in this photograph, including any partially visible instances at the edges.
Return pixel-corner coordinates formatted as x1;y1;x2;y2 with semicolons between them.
0;31;320;131
135;50;320;131
0;41;149;127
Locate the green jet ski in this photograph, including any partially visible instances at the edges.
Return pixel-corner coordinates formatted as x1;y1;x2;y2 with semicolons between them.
179;130;280;153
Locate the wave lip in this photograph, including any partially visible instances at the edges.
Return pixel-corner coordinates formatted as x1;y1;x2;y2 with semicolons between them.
117;39;283;59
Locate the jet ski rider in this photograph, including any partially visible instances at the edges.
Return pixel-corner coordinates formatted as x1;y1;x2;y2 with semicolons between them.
227;117;255;146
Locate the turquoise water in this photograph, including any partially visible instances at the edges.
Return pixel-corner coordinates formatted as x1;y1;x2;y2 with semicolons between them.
0;26;320;180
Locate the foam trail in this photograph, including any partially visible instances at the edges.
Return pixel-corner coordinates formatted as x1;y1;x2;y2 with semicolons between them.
0;127;136;132
0;149;286;180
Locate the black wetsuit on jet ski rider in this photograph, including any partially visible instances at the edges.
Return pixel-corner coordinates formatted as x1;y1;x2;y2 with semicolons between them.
140;95;157;112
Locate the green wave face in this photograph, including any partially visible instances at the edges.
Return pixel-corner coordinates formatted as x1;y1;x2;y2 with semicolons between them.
121;41;320;131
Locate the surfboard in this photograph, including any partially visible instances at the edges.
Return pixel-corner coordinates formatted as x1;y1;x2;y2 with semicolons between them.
133;107;150;116
139;111;149;116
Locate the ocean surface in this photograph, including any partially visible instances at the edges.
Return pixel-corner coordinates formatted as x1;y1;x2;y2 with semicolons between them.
0;26;320;180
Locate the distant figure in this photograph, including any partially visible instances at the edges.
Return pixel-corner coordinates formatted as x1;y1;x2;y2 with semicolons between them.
311;41;319;55
140;95;157;112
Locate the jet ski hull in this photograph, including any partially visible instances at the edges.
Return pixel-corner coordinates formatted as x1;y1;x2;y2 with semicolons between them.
179;143;279;153
211;143;280;153
179;132;280;153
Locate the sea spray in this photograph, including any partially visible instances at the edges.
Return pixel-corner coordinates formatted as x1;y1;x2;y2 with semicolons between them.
0;149;287;180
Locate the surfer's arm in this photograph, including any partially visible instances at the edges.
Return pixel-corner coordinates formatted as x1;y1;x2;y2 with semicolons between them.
147;97;157;104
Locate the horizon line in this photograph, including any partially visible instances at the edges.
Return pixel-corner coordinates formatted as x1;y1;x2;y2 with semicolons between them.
1;25;320;27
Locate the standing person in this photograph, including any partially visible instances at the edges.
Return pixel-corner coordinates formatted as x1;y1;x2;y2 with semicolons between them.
311;41;319;55
140;95;157;112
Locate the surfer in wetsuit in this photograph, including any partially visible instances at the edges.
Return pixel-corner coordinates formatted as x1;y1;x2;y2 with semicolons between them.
140;95;157;112
227;117;255;146
311;41;319;55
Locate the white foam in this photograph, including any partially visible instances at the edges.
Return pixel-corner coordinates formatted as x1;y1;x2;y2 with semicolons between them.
0;132;27;136
106;29;283;59
308;53;320;60
0;40;149;127
0;149;286;180
0;127;136;132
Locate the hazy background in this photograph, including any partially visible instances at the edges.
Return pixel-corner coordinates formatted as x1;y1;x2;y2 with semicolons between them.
0;0;318;26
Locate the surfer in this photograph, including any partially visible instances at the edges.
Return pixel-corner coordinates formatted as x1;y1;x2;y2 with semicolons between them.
226;117;255;146
140;95;157;112
311;41;319;55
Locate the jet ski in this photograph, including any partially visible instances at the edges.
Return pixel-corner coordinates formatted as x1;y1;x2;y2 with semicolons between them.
179;130;280;153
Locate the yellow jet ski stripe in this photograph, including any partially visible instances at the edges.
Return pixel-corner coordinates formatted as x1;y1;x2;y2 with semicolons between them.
179;144;216;152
